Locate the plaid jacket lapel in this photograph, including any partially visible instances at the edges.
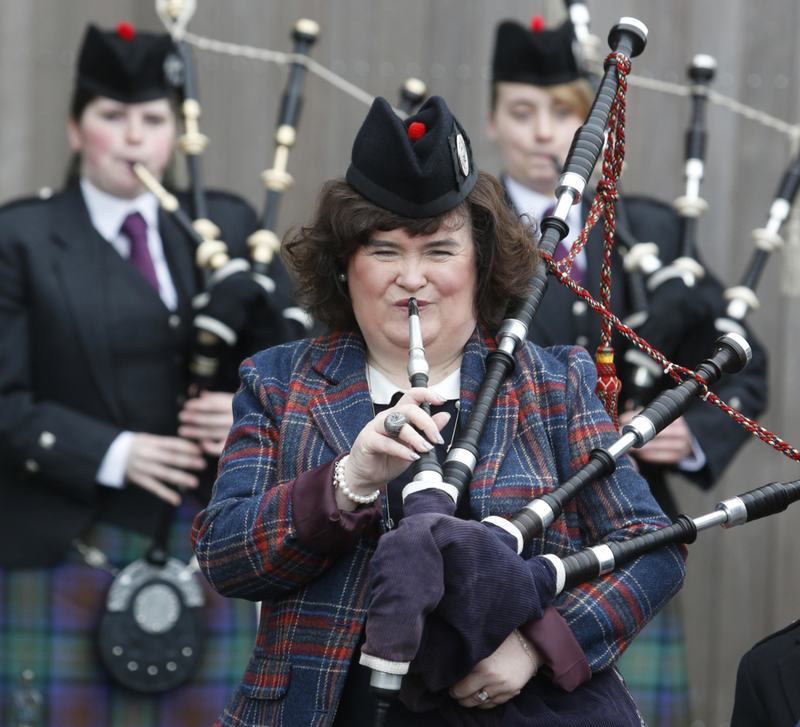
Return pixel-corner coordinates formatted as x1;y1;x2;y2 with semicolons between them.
308;330;374;456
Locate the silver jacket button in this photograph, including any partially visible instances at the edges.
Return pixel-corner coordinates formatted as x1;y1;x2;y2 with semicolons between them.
39;431;56;449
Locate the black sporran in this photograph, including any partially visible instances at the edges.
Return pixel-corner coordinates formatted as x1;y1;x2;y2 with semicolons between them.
98;557;205;692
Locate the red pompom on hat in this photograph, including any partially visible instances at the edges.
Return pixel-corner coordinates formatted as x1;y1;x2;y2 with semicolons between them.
117;22;136;41
407;122;426;142
530;15;545;33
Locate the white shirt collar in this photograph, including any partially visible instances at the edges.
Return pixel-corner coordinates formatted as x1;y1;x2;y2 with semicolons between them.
80;177;160;241
503;174;555;224
367;364;461;405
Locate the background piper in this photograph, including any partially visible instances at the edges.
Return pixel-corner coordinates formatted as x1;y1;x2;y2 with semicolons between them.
485;15;768;727
0;23;296;726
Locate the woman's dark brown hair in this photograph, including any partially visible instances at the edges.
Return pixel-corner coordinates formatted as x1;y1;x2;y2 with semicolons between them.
283;171;539;332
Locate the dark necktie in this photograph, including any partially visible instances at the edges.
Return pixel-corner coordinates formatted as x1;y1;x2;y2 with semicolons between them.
120;212;159;290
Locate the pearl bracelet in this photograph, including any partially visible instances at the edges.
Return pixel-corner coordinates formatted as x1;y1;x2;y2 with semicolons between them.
513;628;538;676
333;455;381;505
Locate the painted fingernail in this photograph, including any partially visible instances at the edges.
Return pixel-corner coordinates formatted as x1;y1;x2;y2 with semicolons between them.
437;394;447;402
423;440;435;451
410;452;420;460
435;433;445;445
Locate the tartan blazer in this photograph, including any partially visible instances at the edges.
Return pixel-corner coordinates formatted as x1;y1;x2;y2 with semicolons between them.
193;328;686;727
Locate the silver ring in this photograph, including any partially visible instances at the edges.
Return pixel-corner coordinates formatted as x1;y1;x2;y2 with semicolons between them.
383;411;407;437
477;690;490;702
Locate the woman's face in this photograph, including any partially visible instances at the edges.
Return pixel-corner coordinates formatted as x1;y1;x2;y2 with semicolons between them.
487;82;584;196
347;214;478;374
67;96;176;199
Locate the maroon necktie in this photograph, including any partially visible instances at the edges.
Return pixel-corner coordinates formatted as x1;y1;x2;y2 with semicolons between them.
544;204;584;285
120;212;159;290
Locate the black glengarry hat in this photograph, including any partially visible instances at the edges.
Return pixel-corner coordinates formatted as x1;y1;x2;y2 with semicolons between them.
77;23;175;103
492;17;581;87
346;95;478;218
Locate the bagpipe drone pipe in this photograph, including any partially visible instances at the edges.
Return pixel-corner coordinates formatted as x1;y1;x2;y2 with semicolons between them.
560;0;720;411
714;144;800;336
136;14;322;394
397;77;428;116
245;18;320;341
620;53;722;409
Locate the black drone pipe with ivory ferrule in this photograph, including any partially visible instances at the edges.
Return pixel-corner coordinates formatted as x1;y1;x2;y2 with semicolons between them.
554;478;800;592
716;144;800;337
484;332;750;552
440;17;649;508
248;19;320;277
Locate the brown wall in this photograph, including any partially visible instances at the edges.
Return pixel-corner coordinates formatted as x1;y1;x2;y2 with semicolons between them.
2;1;799;724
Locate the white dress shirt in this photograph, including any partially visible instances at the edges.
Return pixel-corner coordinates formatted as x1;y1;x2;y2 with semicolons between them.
367;365;460;405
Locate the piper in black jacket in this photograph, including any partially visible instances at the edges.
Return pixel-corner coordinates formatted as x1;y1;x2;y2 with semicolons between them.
487;16;768;526
0;23;293;727
731;619;800;727
487;16;769;727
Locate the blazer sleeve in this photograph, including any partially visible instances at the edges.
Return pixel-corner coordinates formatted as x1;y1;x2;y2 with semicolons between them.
192;354;349;602
729;650;767;727
550;347;688;671
0;223;121;503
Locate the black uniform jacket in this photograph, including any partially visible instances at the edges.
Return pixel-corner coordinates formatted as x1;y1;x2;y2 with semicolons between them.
730;619;800;727
0;181;268;567
525;194;769;519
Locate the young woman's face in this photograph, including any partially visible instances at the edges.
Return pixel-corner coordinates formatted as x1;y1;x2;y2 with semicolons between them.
67;96;176;199
347;214;478;374
487;82;584;196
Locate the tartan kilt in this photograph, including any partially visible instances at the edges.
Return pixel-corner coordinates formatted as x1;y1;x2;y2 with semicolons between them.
616;597;691;727
0;499;256;727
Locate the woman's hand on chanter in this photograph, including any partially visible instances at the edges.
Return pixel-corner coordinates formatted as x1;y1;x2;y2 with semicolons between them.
340;388;451;506
125;433;207;505
448;629;541;709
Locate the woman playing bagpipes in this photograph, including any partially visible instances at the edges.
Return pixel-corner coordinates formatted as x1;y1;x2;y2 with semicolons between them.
192;91;685;726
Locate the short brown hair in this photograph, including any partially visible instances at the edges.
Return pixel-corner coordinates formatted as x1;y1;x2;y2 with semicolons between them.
283;172;539;333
